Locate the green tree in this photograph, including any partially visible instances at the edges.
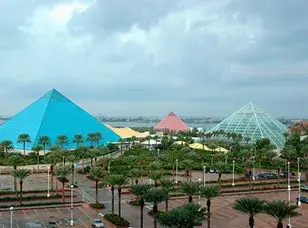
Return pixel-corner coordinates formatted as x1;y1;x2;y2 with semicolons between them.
93;132;102;148
12;168;31;204
17;133;31;156
90;167;105;204
200;185;221;228
38;136;51;155
1;140;14;157
158;202;206;228
44;153;61;193
56;135;69;148
130;184;152;228
149;171;164;187
301;157;308;185
263;200;301;228
31;145;43;169
142;188;169;228
233;197;265;228
214;161;228;187
8;155;23;194
87;133;95;148
180;181;200;203
181;159;194;181
208;142;218;168
160;178;174;211
129;169;142;185
57;165;71;203
67;154;79;184
73;134;83;147
114;174;129;217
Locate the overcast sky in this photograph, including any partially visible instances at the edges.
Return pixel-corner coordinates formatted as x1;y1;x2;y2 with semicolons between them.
0;0;307;118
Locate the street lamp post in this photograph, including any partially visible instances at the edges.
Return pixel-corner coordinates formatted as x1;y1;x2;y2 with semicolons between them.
10;206;13;228
70;184;74;226
252;156;255;180
175;159;178;184
287;161;291;228
157;149;160;156
47;167;50;197
232;160;235;186
298;158;301;206
203;165;206;187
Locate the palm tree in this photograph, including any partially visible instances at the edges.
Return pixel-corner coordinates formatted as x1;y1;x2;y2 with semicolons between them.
32;145;43;169
12;168;31;204
38;136;51;155
87;133;95;148
45;153;61;193
57;165;71;203
56;135;69;148
160;178;174;211
142;188;169;228
1;140;14;157
8;155;23;194
214;161;228;187
73;134;83;147
130;184;152;228
301;157;308;185
17;133;31;156
148;171;164;187
90;167;105;204
107;174;118;214
180;181;200;203
158;202;206;228
118;138;125;156
233;197;265;228
93;132;102;148
263;200;301;228
67;154;79;184
112;174;129;217
208;142;218;168
78;145;88;173
200;185;221;228
182;159;194;181
56;149;71;165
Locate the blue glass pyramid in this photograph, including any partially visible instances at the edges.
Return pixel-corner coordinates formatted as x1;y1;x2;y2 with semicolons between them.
0;89;120;149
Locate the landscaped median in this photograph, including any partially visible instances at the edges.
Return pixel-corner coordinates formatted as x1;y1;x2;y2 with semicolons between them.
99;213;131;228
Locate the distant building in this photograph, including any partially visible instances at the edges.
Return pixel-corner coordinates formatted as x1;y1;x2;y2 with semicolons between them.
290;121;308;135
154;112;190;133
0;89;120;151
207;102;289;149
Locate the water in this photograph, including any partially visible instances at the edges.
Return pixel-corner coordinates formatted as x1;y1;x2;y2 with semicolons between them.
0;120;216;130
104;121;216;130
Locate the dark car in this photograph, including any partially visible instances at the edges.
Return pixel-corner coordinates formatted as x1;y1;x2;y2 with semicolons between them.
258;173;279;180
298;196;308;204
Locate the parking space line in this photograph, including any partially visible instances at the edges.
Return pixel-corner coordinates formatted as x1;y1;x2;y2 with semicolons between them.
77;207;93;220
56;207;61;213
16;222;20;228
45;208;50;214
28;221;34;228
78;218;89;228
64;218;70;225
33;209;38;215
41;220;47;228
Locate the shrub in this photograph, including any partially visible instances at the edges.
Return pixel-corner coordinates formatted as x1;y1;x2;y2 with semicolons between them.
90;202;105;209
104;214;130;226
127;198;141;206
77;166;91;174
148;210;165;218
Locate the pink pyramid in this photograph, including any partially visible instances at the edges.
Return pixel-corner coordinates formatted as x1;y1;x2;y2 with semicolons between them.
154;112;190;132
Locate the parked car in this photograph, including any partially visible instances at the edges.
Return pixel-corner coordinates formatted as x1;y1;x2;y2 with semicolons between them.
92;219;104;228
258;173;279;180
244;173;256;180
298;196;308;204
301;186;308;192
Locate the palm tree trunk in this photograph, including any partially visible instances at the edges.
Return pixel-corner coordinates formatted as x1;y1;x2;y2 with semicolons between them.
71;164;74;185
37;153;40;169
20;181;23;205
82;151;85;173
278;175;280;188
277;221;283;228
140;199;144;228
23;143;25;156
51;165;54;191
188;195;193;203
218;173;222;187
43;146;46;156
111;186;115;214
95;180;98;204
305;170;308;186
153;204;158;228
13;165;17;196
172;163;175;180
118;188;122;217
207;199;211;228
165;199;168;212
249;216;254;228
62;181;65;203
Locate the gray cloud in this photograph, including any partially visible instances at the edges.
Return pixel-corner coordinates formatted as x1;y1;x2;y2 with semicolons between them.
0;0;307;117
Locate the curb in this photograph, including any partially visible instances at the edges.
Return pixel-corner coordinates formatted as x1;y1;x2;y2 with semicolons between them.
0;202;84;212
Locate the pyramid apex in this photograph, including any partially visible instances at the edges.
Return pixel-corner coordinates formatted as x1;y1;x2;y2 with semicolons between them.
168;112;176;116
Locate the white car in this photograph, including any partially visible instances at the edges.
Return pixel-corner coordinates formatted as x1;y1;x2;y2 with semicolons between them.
92;219;104;228
301;186;308;192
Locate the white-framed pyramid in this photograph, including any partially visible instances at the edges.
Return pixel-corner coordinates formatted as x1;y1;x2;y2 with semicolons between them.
207;102;289;149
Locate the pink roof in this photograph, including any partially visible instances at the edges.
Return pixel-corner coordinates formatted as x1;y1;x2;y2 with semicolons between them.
154;112;190;132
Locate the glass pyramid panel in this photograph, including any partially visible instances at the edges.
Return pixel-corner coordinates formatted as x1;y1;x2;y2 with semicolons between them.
207;102;289;149
0;89;120;149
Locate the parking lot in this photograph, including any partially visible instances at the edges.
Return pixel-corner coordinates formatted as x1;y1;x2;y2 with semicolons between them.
155;190;308;228
0;205;99;228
